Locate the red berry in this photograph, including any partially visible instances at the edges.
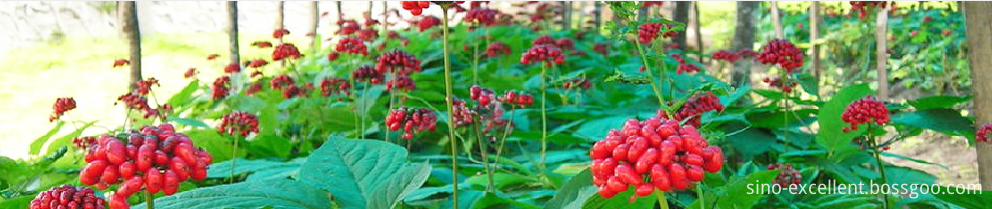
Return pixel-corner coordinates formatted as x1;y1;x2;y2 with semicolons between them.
105;140;126;165
650;164;670;191
635;184;654;197
100;165;119;184
146;167;162;194
108;194;128;209
163;170;179;195
119;162;136;179
669;163;688;190
116;176;143;197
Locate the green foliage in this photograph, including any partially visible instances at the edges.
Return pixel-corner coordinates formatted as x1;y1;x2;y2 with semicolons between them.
135;179;332;209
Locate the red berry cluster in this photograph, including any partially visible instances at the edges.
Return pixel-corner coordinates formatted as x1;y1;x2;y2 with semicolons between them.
211;76;231;100
497;90;534;107
352;65;384;84
589;115;724;200
80;124;211;209
357;28;379;42
563;78;592;90
533;35;557;46
30;185;106;209
74;136;97;149
247;59;268;68
464;8;501;26
50;97;76;122
841;96;890;132
206;54;220;60
850;1;889;19
637;23;678;44
556;38;575;51
320;77;351;99
768;163;802;187
272;43;302;61
335;37;368;55
117;78;169;119
594;43;609;57
450;86;513;133
376;50;423;75
218;111;259;137
281;85;307;99
520;44;564;66
224;62;241;74
246;82;264;96
711;50;747;63
418;16;442;32
485;42;511;57
270;75;296;90
401;1;431;15
387;76;416;92
184;68;198;78
977;124;992;143
673;92;724;128
337;19;360;35
762;77;797;93
670;54;700;74
273;28;290;39
757;39;804;72
113;59;130;68
251;41;273;48
386;107;438;140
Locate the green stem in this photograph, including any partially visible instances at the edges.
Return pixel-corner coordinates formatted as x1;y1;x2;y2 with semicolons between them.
696;185;704;209
472;117;494;192
869;124;889;209
441;7;459;206
473;35;480;85
540;65;549;170
493;107;516;171
634;40;665;108
145;190;154;209
386;90;396;143
230;135;238;184
656;191;670;209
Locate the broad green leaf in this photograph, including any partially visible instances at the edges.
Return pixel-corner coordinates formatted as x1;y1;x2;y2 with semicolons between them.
466;172;535;190
134;179;331;209
184;130;236;162
167;80;200;107
574;116;627;140
44;121;96;155
0;195;33;208
690;170;778;209
298;136;431;209
581;188;656;209
907;95;970;110
891;108;974;140
29;121;65;155
817;84;871;157
206;158;302;179
167;117;209;129
248;135;292;159
545;169;598;209
932;186;992;209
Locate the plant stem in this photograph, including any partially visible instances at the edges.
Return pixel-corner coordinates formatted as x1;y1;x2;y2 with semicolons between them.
386;90;396;143
145;190;154;209
230;134;238;184
696;185;704;209
441;7;459;206
472;117;494;192
869;123;889;209
493;107;516;171
655;191;670;209
540;65;549;170
634;40;665;108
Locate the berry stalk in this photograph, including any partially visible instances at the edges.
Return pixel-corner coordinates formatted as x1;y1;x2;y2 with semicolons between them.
440;6;459;206
868;124;889;209
656;190;669;209
539;65;548;170
230;134;238;184
145;190;154;209
634;39;665;107
472;116;495;192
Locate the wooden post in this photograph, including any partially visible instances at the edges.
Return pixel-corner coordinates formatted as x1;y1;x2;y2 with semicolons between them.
309;1;319;49
876;3;889;101
693;2;704;62
118;1;141;90
594;1;602;31
770;1;784;39
227;2;239;66
964;1;992;189
810;1;820;96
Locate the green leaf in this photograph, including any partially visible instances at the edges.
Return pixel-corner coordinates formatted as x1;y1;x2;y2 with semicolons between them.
44;121;96;155
206;158;302;179
29;121;65;155
297;136;431;209
796;72;819;96
907;95;971;110
466;172;535;190
185;130;235;162
0;195;33;208
891;109;974;140
817;84;871;157
167;117;209;129
134;179;331;209
690;170;779;209
167;80;200;107
581;189;656;209
545;169;598;209
248;135;292;159
932;186;992;209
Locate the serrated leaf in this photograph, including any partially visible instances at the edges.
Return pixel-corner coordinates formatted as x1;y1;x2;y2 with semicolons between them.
134;179;331;209
298;136;431;209
545;169;598;209
206;158;303;179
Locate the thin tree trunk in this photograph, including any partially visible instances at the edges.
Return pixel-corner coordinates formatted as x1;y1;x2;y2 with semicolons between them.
693;1;704;61
770;1;784;39
561;1;571;30
674;2;690;50
276;1;285;31
227;2;239;66
309;1;319;49
594;1;602;31
810;1;820;96
731;1;758;88
576;2;584;30
382;1;388;37
337;1;342;20
964;1;992;189
876;4;889;100
118;1;141;90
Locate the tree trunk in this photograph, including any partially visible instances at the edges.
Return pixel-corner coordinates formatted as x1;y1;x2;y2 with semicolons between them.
337;1;342;20
227;2;239;66
118;1;141;90
561;1;571;30
276;1;285;31
731;1;758;88
674;2;690;50
693;1;704;61
964;1;992;188
810;1;820;96
770;1;784;39
576;2;584;30
309;1;319;49
594;2;602;31
876;4;889;101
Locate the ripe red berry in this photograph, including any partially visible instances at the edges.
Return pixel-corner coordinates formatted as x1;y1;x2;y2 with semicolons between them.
49;97;77;122
146;167;162;194
757;39;804;72
218;111;260;137
272;43;302;61
978;124;992;143
841;96;890;132
32;185;106;209
117;176;143;197
163;170;179;195
108;193;128;209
